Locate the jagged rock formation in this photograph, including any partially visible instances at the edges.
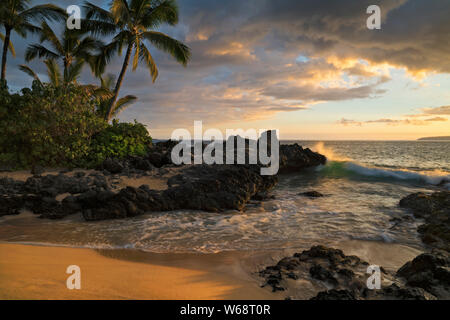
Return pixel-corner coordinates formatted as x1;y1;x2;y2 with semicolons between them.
259;245;449;300
0;136;326;221
80;164;277;221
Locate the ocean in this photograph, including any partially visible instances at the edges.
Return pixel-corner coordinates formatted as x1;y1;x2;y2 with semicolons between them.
0;141;449;254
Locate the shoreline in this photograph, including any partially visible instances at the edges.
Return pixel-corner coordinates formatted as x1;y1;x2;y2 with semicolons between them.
0;243;279;300
0;241;423;300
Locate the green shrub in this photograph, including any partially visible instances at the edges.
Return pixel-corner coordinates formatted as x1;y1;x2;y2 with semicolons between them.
88;120;152;165
0;82;154;169
0;82;108;169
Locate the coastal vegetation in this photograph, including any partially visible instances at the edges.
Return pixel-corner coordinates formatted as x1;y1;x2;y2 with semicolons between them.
0;0;190;170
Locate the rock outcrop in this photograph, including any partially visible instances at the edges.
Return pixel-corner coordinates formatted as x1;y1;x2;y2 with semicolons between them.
260;246;373;296
0;164;278;221
0;172;112;219
400;191;450;252
396;251;450;299
0;137;327;221
279;144;326;173
80;164;278;221
96;137;327;175
259;245;448;300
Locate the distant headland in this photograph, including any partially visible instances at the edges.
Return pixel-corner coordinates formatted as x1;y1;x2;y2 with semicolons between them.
418;136;450;141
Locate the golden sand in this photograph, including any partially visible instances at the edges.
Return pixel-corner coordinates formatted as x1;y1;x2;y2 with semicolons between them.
0;243;276;300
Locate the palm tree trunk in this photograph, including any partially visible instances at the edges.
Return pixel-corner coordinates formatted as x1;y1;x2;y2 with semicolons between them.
106;43;133;121
63;59;68;85
1;26;12;82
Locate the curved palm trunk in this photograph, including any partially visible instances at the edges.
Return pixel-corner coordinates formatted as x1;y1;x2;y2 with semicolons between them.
1;26;12;82
106;43;133;121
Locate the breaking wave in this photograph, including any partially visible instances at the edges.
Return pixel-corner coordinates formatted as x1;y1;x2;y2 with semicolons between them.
310;141;450;188
318;160;450;187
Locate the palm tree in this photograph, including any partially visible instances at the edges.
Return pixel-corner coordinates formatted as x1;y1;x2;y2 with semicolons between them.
0;0;66;82
95;74;138;120
25;21;103;83
84;0;191;120
19;58;84;87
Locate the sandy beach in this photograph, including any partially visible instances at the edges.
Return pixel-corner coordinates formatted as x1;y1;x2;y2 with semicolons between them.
0;243;277;300
0;241;423;300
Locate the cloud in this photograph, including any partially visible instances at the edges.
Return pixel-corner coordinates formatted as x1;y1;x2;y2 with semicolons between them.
242;0;450;75
425;117;448;122
421;106;450;116
338;118;363;126
134;0;450;131
405;105;450;119
338;116;448;127
340;103;450;127
262;82;386;102
4;0;450;135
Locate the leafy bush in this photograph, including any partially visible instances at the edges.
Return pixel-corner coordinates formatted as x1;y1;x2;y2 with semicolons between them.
0;82;152;169
0;82;107;168
88;120;152;165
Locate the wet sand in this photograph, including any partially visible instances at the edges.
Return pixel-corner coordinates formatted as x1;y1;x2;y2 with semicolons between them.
0;240;422;300
0;243;276;300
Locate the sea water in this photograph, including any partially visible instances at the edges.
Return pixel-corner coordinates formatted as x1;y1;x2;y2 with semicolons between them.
0;141;448;253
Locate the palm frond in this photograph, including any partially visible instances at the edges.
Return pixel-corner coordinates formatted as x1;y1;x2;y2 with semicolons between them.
19;4;67;22
65;60;84;84
25;44;59;62
111;0;131;25
131;0;151;20
44;59;62;87
143;31;191;66
15;22;41;38
141;0;179;28
132;41;140;71
113;30;133;56
87;38;122;77
73;36;104;59
38;21;64;54
82;19;118;37
84;2;115;23
19;64;42;85
112;95;138;117
139;42;158;82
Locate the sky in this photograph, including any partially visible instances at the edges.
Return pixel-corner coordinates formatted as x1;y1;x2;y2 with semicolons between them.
3;0;450;140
